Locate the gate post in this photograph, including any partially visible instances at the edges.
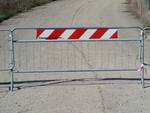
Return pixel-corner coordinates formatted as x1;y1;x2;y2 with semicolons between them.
9;30;15;91
140;29;145;88
10;69;14;91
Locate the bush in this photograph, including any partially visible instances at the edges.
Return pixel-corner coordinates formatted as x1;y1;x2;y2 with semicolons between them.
0;0;54;22
127;0;150;24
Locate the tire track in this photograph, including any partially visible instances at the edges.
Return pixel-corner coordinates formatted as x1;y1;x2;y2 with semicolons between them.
71;0;93;25
70;1;106;112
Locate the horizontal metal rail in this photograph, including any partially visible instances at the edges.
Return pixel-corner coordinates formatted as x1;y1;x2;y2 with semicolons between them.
144;27;150;30
0;29;11;31
0;68;11;71
13;39;141;43
144;63;150;66
14;69;138;74
12;26;143;31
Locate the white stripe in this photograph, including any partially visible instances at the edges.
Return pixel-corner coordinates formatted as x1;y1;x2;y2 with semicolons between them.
59;29;76;40
100;29;118;40
39;30;54;38
79;29;97;40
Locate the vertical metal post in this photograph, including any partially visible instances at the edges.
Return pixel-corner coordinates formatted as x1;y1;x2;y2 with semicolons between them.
10;69;14;91
9;30;15;91
140;30;145;88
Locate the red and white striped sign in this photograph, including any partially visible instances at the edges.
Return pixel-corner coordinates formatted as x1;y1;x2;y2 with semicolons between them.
36;28;118;40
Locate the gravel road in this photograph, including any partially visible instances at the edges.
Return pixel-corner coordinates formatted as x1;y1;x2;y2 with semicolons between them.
0;0;150;113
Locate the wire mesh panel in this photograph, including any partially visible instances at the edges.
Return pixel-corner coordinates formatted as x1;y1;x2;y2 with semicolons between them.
13;41;140;72
0;30;11;71
12;27;141;73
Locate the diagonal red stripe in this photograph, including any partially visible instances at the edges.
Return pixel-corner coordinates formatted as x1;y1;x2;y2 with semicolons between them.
90;28;108;39
110;31;118;39
36;29;44;39
68;28;86;39
47;29;65;40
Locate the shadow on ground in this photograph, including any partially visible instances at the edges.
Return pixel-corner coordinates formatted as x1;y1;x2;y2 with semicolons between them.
0;77;150;91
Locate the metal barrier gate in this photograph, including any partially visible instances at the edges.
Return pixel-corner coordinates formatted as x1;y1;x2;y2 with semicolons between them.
0;27;145;91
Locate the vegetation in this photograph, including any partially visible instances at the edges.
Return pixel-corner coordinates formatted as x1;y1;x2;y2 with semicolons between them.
127;0;150;25
0;0;55;22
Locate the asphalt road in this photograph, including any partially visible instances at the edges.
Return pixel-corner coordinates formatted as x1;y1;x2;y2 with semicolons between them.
0;0;150;113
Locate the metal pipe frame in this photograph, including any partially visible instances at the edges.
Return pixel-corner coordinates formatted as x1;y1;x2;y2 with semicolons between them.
0;69;11;71
141;27;150;88
0;27;147;91
9;30;15;91
12;26;143;31
14;69;138;74
13;39;141;43
140;30;145;88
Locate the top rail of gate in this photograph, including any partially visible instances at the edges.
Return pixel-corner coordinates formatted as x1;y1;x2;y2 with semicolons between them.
12;26;143;30
12;26;143;31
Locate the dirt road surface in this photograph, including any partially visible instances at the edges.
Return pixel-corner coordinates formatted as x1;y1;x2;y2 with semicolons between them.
0;0;150;113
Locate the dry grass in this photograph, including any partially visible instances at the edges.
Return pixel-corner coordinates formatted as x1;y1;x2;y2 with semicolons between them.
127;0;150;25
0;0;55;22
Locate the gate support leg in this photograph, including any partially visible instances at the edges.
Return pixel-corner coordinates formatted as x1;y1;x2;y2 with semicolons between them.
140;64;144;88
140;30;145;88
141;68;144;88
9;30;15;91
10;69;14;91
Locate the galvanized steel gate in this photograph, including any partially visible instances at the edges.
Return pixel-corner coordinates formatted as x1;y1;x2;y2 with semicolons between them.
0;27;146;91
